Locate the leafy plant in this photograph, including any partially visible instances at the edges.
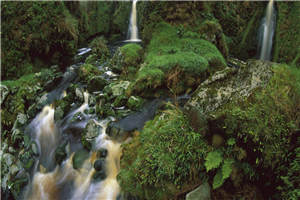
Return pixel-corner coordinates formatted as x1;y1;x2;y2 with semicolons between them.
204;150;234;189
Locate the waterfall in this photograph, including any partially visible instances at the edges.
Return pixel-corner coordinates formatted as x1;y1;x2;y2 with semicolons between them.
258;0;276;61
127;0;141;42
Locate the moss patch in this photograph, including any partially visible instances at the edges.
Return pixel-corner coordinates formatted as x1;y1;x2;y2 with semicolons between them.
118;104;209;200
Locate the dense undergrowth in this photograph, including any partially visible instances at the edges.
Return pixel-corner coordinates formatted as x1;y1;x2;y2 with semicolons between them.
1;1;300;200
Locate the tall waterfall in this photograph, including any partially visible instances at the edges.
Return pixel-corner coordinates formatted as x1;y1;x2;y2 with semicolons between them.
258;0;276;61
127;0;141;42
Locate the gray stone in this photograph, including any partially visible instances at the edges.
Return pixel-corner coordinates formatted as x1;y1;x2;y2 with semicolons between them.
0;84;9;105
94;158;105;171
81;119;102;150
84;119;101;140
111;81;130;96
75;88;84;102
186;182;211;200
31;142;39;156
13;113;28;129
73;149;89;170
185;60;273;115
3;153;14;166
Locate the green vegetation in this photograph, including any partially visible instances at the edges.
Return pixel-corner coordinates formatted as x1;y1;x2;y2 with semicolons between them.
274;2;300;66
130;22;226;96
210;64;300;197
1;1;79;80
1;68;59;130
1;1;300;199
118;104;209;199
120;44;143;67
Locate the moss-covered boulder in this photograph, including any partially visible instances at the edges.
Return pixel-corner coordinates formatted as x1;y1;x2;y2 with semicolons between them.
128;22;227;97
118;104;209;200
185;60;273;114
185;61;300;199
88;36;110;64
198;20;229;59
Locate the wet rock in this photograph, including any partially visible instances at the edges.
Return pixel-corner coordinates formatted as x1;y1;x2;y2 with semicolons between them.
111;81;130;96
87;76;108;92
83;107;96;115
93;170;106;181
185;182;211;200
73;149;89;170
13;113;27;129
81;119;102;150
70;112;85;123
75;87;85;102
54;106;64;121
127;96;144;111
185;60;273;115
88;94;97;107
0;84;9;105
97;148;108;158
31;142;39;156
96;103;115;118
55;142;68;165
107;99;164;140
107;122;129;141
94;158;105;171
113;95;128;107
2;153;14;166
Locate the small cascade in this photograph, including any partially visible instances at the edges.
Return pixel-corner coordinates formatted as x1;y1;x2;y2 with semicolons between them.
28;105;58;172
23;55;123;199
258;0;276;61
126;0;141;42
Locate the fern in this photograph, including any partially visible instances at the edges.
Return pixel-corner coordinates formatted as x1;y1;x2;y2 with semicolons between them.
204;150;223;172
213;170;224;189
222;159;234;179
205;150;234;189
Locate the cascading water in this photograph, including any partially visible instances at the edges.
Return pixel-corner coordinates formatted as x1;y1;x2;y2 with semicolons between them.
22;49;123;200
127;0;141;42
258;0;276;61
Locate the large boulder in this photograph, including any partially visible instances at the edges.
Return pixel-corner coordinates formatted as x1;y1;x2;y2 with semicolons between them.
184;60;273;114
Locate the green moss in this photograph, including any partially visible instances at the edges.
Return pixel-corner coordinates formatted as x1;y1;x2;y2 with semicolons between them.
131;22;226;96
211;64;300;197
1;1;79;80
78;63;102;83
118;104;209;199
274;2;300;66
88;36;110;64
120;44;143;67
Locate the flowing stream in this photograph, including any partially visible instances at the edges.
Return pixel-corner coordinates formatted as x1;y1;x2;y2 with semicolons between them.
23;51;122;200
258;0;276;61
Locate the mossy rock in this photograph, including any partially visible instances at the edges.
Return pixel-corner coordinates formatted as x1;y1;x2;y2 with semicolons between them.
73;149;89;170
118;104;209;200
130;22;226;96
78;63;102;83
120;43;143;67
89;36;110;63
198;20;229;58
